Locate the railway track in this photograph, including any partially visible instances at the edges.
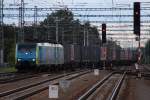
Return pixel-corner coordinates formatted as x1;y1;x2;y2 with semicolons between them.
0;72;16;80
0;73;42;84
78;71;126;100
0;69;91;100
0;68;86;84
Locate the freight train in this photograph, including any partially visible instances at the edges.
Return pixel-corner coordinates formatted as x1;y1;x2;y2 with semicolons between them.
15;43;137;71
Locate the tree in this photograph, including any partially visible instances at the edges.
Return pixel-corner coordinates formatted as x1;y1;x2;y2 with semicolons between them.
143;40;150;64
39;9;101;45
3;25;16;65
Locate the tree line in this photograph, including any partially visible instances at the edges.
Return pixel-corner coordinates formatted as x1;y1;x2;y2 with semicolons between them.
142;40;150;64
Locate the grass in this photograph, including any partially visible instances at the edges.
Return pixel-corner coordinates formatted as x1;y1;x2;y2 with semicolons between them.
0;67;17;73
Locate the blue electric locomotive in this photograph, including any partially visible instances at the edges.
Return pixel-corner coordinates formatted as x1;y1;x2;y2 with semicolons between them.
15;43;64;71
15;43;37;70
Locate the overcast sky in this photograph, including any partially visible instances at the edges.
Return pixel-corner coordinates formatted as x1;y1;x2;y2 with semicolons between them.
4;0;150;7
3;0;150;48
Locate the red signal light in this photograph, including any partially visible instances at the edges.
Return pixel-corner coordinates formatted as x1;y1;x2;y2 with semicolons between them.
135;12;138;15
102;29;106;32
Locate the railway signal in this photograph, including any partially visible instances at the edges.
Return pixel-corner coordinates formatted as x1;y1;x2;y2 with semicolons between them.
134;2;141;64
101;23;107;69
134;2;140;36
102;23;106;44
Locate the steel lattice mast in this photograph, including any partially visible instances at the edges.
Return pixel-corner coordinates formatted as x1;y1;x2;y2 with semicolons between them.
33;6;38;40
0;0;4;65
18;0;25;43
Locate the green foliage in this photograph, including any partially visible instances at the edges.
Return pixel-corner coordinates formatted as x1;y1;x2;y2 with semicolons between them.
143;40;150;64
0;67;17;73
145;40;150;56
39;9;101;45
3;25;16;65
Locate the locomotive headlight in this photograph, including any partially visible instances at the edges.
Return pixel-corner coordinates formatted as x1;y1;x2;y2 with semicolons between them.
32;59;36;62
18;58;21;61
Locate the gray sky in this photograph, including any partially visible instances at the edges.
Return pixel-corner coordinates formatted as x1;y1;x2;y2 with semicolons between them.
3;0;150;48
4;0;150;7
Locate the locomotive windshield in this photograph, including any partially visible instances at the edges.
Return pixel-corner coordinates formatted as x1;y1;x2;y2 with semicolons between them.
18;44;35;53
17;44;36;60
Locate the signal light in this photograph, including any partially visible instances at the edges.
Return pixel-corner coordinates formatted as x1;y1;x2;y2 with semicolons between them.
102;23;106;44
102;29;106;32
134;2;140;36
135;12;138;15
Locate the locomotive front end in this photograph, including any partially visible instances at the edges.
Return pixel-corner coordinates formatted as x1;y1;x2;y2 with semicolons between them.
15;43;36;71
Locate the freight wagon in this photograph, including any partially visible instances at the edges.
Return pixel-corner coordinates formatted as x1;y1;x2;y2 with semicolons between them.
81;45;101;67
63;44;81;69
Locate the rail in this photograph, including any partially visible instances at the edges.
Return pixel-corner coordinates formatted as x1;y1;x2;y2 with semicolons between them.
78;72;115;100
109;71;126;100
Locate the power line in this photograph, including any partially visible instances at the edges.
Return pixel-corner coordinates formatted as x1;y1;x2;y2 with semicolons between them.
3;7;150;11
98;29;150;31
3;14;150;18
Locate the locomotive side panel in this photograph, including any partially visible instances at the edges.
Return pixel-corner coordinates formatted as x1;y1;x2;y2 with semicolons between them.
37;43;64;65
